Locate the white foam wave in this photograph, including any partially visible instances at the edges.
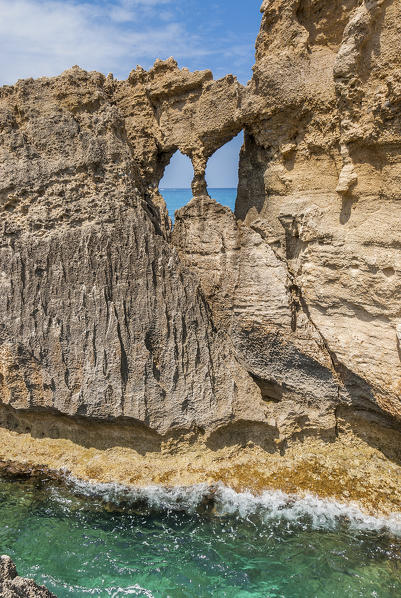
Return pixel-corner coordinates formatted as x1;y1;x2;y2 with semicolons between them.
67;476;210;512
42;577;154;597
215;485;401;535
64;476;401;537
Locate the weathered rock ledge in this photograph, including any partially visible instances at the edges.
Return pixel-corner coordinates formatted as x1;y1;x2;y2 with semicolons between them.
0;555;55;597
0;412;400;518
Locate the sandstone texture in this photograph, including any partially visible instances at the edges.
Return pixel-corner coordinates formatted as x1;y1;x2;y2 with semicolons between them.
0;0;400;506
174;0;401;446
0;65;261;435
0;555;55;597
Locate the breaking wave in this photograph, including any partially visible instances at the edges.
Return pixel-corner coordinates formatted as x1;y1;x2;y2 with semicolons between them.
64;477;401;537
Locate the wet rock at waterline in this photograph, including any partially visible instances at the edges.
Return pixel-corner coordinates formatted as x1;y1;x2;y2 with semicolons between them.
0;555;55;597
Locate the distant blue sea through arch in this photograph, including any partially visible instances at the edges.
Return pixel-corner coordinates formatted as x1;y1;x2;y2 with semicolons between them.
160;188;237;223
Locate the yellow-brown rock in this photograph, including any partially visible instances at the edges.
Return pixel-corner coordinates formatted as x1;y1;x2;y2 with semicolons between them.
0;1;400;509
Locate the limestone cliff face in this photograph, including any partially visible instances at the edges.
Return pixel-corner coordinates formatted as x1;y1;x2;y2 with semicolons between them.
173;0;401;445
0;0;400;454
173;196;339;442
0;68;262;435
242;0;401;429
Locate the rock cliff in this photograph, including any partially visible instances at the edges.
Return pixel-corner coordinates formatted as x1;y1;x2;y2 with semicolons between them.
0;0;400;512
174;0;401;448
0;65;261;436
0;555;55;597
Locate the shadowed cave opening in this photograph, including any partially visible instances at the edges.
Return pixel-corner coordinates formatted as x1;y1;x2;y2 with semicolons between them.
159;132;243;223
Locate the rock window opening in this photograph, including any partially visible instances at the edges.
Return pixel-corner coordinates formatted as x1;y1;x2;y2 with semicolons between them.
159;132;243;223
204;131;243;215
159;151;194;223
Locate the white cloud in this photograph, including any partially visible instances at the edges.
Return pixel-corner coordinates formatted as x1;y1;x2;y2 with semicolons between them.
0;0;212;85
109;0;173;23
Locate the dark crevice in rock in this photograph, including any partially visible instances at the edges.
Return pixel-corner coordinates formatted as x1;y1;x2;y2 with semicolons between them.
0;403;163;455
250;374;283;403
116;314;129;391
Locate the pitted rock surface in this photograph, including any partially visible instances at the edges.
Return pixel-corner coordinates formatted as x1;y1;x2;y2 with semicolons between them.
0;0;400;450
0;555;55;597
174;0;401;440
0;67;262;435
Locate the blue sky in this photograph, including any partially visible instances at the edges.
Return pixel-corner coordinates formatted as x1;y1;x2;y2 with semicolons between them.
0;0;263;187
160;132;244;189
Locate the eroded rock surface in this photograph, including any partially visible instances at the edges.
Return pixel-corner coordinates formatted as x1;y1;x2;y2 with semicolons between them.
238;0;401;426
174;0;401;443
0;0;400;467
0;555;55;597
0;67;262;436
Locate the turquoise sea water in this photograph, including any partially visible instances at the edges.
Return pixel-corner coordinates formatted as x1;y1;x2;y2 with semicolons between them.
1;478;401;598
160;188;237;222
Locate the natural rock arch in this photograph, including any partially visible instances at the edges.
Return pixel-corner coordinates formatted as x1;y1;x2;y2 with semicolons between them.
158;150;194;221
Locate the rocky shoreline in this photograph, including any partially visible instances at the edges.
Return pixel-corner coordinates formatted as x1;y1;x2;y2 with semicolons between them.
1;420;400;519
0;0;400;578
0;555;55;597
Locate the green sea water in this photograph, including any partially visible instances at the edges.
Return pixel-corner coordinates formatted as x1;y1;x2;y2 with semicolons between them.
160;188;236;222
1;478;401;598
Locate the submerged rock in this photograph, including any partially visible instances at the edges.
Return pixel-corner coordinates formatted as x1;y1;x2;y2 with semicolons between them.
0;555;55;597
